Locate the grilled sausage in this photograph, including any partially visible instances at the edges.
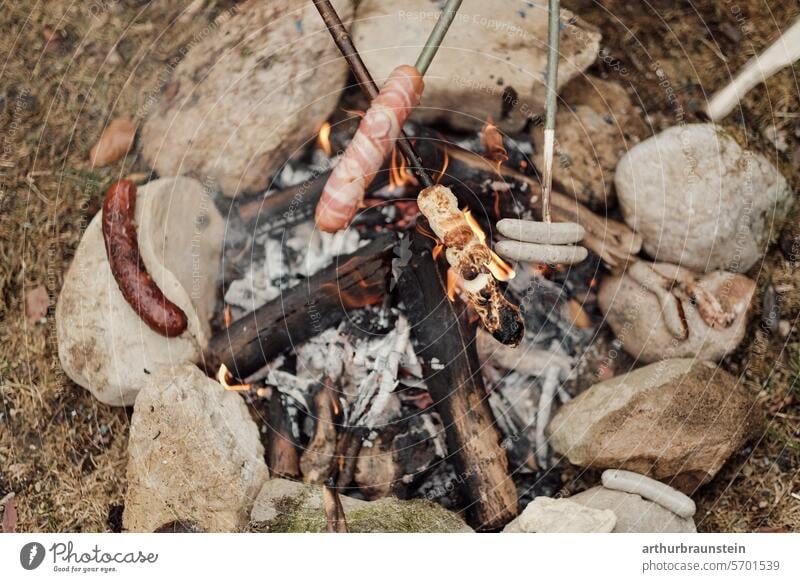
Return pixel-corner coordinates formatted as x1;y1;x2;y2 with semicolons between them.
315;64;424;232
102;179;188;337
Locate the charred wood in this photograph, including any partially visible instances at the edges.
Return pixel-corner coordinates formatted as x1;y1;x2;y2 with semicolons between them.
396;228;518;530
202;232;396;380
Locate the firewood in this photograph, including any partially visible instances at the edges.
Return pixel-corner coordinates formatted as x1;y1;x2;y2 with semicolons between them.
265;388;301;479
300;379;342;484
396;228;518;530
322;482;348;533
202;232;395;380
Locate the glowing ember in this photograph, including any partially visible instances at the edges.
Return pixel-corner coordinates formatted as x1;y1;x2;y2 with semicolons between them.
462;209;516;281
388;146;417;192
224;304;232;328
318;122;332;156
216;363;251;391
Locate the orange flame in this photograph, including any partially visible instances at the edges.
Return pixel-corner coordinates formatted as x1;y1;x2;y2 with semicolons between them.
224;304;232;328
217;363;251;391
462;209;516;281
446;268;459;302
481;117;508;172
435;148;450;184
318;122;332;156
388;146;417;192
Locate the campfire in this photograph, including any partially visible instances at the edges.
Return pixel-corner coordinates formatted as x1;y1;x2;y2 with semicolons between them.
49;0;783;536
195;104;611;529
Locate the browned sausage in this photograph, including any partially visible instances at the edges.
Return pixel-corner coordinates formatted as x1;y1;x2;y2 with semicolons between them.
102;179;188;337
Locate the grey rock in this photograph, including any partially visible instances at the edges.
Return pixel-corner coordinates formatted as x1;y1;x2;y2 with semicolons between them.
124;364;269;532
353;0;600;132
598;262;756;363
56;177;223;406
615;124;793;272
571;487;696;533
250;478;473;532
504;497;616;533
547;359;762;493
141;0;353;197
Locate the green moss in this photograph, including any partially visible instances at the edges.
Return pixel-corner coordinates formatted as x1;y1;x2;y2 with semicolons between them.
249;486;470;533
346;499;469;533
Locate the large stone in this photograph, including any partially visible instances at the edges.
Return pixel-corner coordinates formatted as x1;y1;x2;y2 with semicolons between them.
615;124;793;272
124;364;269;532
352;0;600;132
56;177;223;406
250;478;473;532
141;0;353;197
571;487;696;533
547;359;762;493
533;76;647;209
598;263;755;363
503;497;616;533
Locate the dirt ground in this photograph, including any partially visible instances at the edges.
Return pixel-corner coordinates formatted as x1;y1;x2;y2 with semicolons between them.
1;0;798;532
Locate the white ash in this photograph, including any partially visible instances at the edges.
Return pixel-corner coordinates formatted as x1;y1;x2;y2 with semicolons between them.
224;219;367;314
276;312;422;430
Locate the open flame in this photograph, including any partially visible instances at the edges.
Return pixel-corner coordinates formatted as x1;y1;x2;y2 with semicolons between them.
480;117;508;172
217;363;251;391
388;146;417;192
318;122;332;156
435;148;450;184
446;268;459;302
462;209;515;281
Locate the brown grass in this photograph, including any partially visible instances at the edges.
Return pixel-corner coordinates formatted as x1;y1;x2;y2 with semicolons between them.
0;0;797;531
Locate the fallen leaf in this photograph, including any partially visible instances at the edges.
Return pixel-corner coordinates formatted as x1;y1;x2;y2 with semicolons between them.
566;298;592;329
25;285;49;325
2;495;17;533
89;118;136;166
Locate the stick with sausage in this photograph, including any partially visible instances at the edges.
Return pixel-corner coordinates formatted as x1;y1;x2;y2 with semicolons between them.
102;179;188;337
315;64;423;233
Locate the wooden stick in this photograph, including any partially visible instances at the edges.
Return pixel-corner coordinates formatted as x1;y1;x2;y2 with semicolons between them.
396;229;518;530
265;388;301;478
322;481;348;533
312;0;433;187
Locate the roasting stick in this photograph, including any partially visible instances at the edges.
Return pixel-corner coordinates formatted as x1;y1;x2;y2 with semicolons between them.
541;0;560;224
313;0;526;345
312;0;434;187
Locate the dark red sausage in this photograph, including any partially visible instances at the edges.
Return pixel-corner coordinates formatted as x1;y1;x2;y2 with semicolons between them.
102;179;188;337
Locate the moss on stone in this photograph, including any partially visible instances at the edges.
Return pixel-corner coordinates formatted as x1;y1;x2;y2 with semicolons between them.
249;481;471;533
346;499;470;533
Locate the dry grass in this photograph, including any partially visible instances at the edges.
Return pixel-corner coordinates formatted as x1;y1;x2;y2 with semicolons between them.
0;0;234;532
0;0;797;531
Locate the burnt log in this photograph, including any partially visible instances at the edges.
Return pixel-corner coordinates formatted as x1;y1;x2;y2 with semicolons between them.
396;228;518;531
202;232;396;380
265;388;301;479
